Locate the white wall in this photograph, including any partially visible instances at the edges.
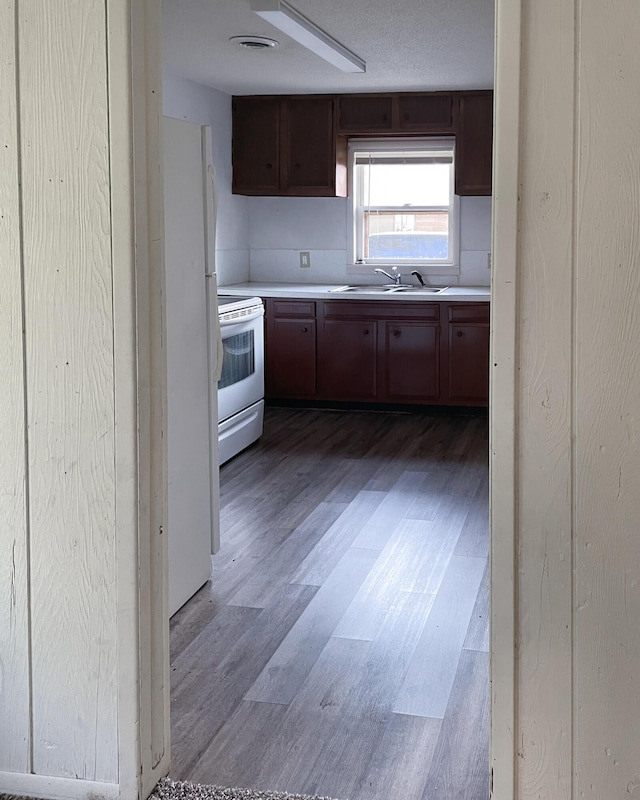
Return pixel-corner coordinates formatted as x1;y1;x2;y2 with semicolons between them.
163;74;250;285
248;194;492;286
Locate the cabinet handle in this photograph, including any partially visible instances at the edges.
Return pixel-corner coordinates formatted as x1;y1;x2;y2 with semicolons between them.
363;328;369;335
294;162;301;169
266;162;273;169
382;114;388;121
393;329;401;338
457;330;464;337
403;113;410;120
301;326;308;333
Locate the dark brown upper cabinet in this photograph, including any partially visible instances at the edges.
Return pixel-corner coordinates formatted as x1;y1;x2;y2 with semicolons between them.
232;90;493;197
337;92;454;135
232;96;281;195
337;95;394;133
397;93;454;132
455;91;493;196
232;95;347;197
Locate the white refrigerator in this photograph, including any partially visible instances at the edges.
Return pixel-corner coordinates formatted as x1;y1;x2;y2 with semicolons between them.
163;116;221;616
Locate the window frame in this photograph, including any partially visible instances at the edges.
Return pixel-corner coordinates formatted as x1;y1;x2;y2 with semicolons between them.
347;137;460;277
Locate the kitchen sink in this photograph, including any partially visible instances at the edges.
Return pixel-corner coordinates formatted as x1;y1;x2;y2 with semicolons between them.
329;285;449;294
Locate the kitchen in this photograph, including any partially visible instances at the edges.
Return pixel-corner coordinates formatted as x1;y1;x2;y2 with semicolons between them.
163;1;493;799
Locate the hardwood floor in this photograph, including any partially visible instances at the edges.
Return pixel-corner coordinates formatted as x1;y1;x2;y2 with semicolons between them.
170;407;490;800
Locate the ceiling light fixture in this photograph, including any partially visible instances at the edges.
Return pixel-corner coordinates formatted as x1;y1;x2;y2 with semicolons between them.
250;0;366;73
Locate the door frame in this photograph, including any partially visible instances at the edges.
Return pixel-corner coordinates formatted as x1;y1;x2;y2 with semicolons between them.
489;0;521;796
153;2;522;798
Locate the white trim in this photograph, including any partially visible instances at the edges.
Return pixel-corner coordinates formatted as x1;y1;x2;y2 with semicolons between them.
107;1;142;797
490;0;520;797
129;2;171;795
0;772;120;800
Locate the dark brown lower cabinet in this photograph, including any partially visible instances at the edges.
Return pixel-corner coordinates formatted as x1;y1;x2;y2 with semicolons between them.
265;300;316;398
382;320;440;402
264;298;489;406
318;318;377;400
446;303;490;404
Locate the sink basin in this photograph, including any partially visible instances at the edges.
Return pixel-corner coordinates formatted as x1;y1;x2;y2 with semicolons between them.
329;285;390;293
387;286;449;294
329;285;449;295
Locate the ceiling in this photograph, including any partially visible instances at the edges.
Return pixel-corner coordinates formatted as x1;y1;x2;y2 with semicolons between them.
163;0;495;96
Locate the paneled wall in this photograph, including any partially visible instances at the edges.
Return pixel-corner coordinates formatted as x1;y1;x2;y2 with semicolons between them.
492;0;640;796
0;2;167;798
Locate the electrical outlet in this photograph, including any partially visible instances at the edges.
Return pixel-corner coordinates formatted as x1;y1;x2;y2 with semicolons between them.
487;252;492;270
299;251;311;268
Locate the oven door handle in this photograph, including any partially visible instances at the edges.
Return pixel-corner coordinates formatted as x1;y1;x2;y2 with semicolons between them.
219;306;264;326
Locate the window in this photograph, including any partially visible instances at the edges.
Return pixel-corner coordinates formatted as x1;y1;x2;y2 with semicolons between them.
348;138;459;274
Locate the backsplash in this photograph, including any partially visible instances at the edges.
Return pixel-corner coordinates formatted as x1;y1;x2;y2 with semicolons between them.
248;195;492;286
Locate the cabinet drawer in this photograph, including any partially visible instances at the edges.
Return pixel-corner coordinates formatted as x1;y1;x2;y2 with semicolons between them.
271;299;316;318
322;301;440;320
448;302;490;323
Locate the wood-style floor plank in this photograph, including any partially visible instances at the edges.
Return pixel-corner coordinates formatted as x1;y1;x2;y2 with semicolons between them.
421;649;490;800
170;407;489;800
463;561;490;653
393;555;486;719
341;590;435;717
171;582;317;777
290;491;385;586
251;637;373;794
246;547;379;705
226;500;348;609
349;470;430;551
189;700;289;788
356;713;443;800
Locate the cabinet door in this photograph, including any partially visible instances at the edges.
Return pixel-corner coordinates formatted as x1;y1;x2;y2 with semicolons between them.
232;97;280;194
455;92;493;196
447;323;490;405
382;321;440;401
318;318;377;400
397;93;454;132
283;98;336;195
337;95;393;133
266;318;316;398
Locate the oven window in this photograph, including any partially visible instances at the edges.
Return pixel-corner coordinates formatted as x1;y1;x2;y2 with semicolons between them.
219;330;255;389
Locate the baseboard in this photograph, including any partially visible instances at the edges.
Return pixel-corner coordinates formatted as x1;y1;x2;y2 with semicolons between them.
0;771;120;800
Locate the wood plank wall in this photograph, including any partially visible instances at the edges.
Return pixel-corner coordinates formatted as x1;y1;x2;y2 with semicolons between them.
516;1;574;796
0;2;168;797
573;3;640;794
494;0;640;797
19;1;118;778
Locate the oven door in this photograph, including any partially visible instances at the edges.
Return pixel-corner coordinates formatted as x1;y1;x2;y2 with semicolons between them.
217;305;265;424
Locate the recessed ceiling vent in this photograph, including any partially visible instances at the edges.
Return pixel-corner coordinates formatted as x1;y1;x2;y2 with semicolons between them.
229;35;279;50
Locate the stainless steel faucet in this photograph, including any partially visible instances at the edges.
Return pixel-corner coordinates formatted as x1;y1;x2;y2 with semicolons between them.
374;266;402;285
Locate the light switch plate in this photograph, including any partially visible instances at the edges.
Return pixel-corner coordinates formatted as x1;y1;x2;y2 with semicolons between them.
300;251;310;268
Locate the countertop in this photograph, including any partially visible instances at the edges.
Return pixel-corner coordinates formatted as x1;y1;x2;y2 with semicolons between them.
218;282;490;302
